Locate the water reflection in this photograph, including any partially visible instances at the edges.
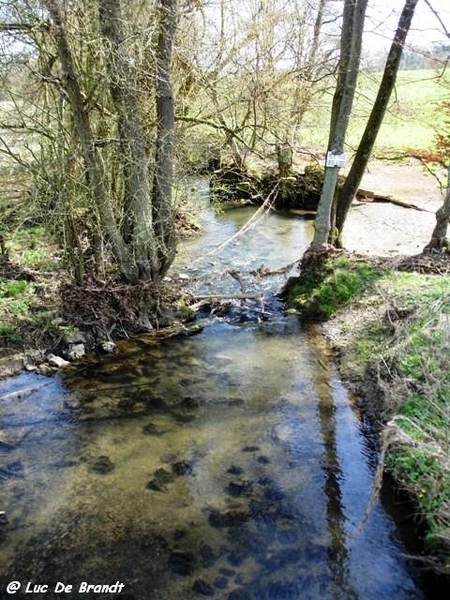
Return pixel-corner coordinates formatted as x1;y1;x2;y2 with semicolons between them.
307;329;355;599
0;318;424;599
0;191;428;598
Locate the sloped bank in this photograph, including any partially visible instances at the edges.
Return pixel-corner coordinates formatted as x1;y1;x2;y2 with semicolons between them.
283;250;450;577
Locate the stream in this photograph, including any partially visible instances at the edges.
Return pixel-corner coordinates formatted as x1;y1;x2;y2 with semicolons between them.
0;180;438;599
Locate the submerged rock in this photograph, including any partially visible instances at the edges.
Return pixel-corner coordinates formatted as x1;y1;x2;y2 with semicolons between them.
227;465;244;476
0;460;24;479
199;542;216;567
241;445;260;453
192;579;214;596
168;550;195;576
88;455;115;475
171;460;194;476
179;396;200;410
171;411;196;424
142;422;167;436
227;590;251;600
226;480;253;498
227;550;248;567
263;580;299;599
214;576;229;590
209;509;250;528
147;468;175;492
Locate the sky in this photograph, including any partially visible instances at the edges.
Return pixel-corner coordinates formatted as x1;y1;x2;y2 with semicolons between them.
364;0;450;52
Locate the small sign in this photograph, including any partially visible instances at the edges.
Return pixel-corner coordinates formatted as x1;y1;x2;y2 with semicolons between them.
326;152;347;168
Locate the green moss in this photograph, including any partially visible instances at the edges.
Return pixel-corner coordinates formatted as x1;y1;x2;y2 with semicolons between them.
286;256;382;318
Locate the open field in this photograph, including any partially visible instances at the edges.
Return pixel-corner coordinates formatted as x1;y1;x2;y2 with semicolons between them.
301;68;450;154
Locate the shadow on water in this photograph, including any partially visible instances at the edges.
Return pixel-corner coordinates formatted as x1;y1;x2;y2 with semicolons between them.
0;182;444;599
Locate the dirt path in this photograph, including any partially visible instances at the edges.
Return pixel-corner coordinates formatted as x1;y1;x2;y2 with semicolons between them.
343;158;443;256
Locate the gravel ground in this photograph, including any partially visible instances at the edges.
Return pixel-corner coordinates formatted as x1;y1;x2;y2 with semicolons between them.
342;158;444;256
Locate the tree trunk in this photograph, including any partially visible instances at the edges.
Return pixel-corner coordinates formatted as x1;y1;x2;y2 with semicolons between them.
152;0;178;278
332;0;419;246
312;0;368;247
98;0;160;281
45;0;138;283
425;166;450;251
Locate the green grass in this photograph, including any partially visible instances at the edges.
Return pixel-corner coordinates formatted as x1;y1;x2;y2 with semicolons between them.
335;269;450;564
6;226;59;270
0;278;34;345
302;68;449;153
286;255;382;318
0;279;33;319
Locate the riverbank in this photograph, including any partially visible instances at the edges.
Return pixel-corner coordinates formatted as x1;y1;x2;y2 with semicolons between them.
285;250;450;575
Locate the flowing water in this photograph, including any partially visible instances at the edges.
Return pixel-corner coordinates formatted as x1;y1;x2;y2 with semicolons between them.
0;181;437;599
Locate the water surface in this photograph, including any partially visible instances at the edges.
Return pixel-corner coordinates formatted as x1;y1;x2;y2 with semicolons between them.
0;184;429;599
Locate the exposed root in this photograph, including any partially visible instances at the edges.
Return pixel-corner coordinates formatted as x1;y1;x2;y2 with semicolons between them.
60;277;190;339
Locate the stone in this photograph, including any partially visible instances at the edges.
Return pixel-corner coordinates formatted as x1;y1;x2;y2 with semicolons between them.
47;354;70;368
88;455;115;475
199;543;216;567
241;445;260;452
219;569;235;577
226;480;253;497
146;468;175;492
142;422;166;436
214;576;229;590
63;328;86;345
99;341;116;353
227;590;251;600
67;343;86;361
172;460;194;476
0;461;24;479
208;509;250;528
227;465;243;476
0;511;7;542
168;550;195;576
192;580;214;596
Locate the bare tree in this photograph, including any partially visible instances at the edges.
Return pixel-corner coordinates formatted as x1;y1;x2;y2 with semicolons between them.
331;0;419;246
311;0;368;247
2;0;178;284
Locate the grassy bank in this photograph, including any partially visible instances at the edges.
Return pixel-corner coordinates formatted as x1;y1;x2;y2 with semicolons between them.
286;253;450;572
301;68;449;153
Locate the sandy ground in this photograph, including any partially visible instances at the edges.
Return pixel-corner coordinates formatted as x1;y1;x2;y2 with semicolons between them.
341;158;444;256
